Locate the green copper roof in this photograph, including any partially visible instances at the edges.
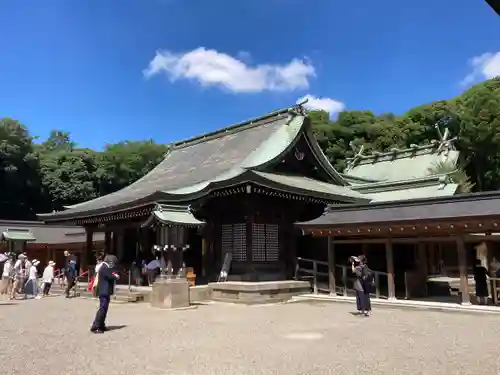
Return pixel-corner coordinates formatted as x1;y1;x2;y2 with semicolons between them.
252;171;368;203
345;147;459;182
2;229;36;241
339;173;380;185
344;134;460;183
366;183;458;202
349;174;459;202
142;204;205;228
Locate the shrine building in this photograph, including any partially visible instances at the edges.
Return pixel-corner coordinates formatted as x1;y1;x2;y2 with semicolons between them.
37;103;499;306
38;103;369;283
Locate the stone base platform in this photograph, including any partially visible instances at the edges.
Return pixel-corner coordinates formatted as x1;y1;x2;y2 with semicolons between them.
150;278;190;309
209;280;311;304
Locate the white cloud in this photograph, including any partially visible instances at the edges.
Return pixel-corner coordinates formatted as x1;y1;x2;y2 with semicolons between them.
461;52;500;86
297;94;345;115
143;47;315;93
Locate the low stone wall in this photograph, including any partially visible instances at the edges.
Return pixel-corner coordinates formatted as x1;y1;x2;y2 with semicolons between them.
190;285;212;302
120;285;213;304
209;280;311;304
67;282;308;305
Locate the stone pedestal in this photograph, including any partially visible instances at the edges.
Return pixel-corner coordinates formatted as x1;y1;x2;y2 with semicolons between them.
150;277;190;309
210;280;311;304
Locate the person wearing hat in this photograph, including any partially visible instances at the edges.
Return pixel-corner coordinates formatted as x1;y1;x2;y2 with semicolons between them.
41;261;56;296
90;254;120;334
0;254;14;298
25;259;41;299
11;254;27;299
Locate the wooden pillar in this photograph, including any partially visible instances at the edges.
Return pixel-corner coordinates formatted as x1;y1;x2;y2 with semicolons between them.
362;243;369;257
115;228;125;263
430;243;437;274
84;227;93;271
327;236;336;296
206;223;215;281
418;243;428;275
385;239;396;300
456;236;471;305
104;230;112;254
245;216;253;266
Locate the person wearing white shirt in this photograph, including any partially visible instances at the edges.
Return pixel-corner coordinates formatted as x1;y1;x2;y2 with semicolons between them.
11;254;27;300
25;260;41;299
1;256;14;297
95;260;104;273
41;261;56;296
90;255;104;297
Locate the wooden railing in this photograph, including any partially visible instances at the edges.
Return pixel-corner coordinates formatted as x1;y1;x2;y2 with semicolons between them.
86;265;133;291
295;257;390;299
295;257;500;306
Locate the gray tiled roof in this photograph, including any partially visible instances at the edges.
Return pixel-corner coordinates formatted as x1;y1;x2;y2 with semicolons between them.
40;109;299;220
296;191;500;228
0;221;104;244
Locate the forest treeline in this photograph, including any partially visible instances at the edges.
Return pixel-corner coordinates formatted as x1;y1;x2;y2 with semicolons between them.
1;78;499;220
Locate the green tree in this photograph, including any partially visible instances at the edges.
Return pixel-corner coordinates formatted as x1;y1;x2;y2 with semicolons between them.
38;149;99;210
0;118;44;219
37;130;75;153
96;140;168;195
404;100;460;145
37;131;99;210
455;77;500;191
308;110;332;152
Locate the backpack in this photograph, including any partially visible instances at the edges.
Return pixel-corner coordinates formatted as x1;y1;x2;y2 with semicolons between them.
362;265;375;285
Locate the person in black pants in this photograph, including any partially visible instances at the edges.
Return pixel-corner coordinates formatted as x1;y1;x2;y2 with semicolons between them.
352;255;372;316
64;251;77;298
90;255;120;334
474;259;489;305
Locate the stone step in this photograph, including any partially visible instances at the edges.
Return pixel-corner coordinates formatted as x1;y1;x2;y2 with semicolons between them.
47;284;146;303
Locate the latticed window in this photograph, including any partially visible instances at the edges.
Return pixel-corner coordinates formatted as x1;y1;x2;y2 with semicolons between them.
221;223;247;261
251;223;279;262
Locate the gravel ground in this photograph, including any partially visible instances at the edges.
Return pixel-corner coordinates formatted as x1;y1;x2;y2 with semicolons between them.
0;297;499;375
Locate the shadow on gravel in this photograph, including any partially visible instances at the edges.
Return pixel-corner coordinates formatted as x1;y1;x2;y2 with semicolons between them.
0;303;17;306
106;325;127;331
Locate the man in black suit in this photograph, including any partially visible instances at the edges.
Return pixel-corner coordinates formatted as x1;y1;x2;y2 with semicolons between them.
64;251;78;298
90;254;119;334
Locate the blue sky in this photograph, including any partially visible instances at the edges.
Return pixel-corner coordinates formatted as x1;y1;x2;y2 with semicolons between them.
0;0;499;150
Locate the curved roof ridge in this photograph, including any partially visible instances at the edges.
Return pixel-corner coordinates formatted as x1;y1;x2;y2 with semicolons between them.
346;142;437;165
346;127;457;168
172;104;303;150
38;106;305;221
302;122;349;186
